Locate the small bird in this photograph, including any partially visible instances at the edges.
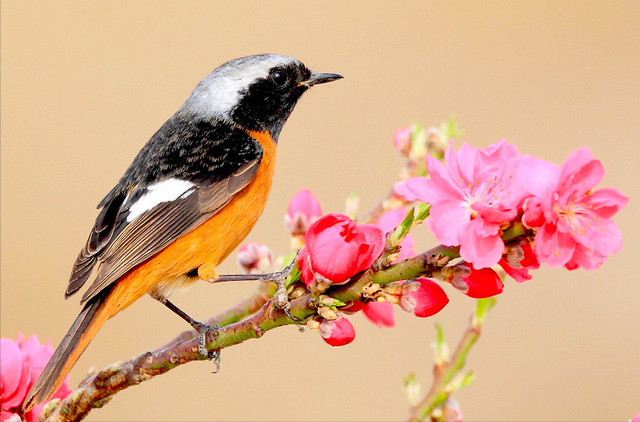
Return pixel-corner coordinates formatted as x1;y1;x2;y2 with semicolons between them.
22;54;342;412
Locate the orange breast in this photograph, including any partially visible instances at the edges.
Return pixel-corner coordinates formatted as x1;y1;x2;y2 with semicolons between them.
105;130;277;317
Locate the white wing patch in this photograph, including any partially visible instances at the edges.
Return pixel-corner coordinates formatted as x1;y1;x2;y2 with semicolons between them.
126;178;195;222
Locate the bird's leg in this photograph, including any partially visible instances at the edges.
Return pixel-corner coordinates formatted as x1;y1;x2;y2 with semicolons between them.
208;252;300;321
150;292;220;367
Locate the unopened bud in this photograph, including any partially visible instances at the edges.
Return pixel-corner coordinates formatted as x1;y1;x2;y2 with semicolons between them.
425;126;447;159
319;317;356;347
449;262;504;298
318;295;345;308
284;188;322;236
400;278;449;318
237;242;273;274
317;306;338;321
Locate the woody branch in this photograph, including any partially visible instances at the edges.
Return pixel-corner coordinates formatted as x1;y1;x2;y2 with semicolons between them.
36;242;461;422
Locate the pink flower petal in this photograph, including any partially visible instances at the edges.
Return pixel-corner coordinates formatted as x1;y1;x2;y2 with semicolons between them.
583;187;629;220
0;338;23;405
1;411;21;422
519;156;560;198
394;177;432;203
426;200;471;246
425;155;466;203
362;302;395;328
458;219;504;269
533;223;575;267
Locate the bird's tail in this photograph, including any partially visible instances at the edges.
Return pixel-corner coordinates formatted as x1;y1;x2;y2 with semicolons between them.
22;286;113;413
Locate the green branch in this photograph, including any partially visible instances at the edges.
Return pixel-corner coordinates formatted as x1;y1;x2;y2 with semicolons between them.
408;298;496;421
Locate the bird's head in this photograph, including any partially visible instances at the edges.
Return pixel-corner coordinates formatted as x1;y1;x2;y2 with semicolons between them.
180;54;342;140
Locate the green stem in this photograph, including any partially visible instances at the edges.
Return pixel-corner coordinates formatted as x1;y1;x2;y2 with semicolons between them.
408;300;494;421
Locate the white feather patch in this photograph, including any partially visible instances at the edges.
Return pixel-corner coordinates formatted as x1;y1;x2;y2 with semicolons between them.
126;178;195;222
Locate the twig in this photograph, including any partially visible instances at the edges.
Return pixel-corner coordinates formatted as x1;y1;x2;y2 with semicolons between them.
408;298;496;421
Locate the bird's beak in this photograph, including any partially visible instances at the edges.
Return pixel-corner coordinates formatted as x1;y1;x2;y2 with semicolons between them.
300;72;344;87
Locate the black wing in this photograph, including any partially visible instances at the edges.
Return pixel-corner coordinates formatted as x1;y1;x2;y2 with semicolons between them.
65;117;262;303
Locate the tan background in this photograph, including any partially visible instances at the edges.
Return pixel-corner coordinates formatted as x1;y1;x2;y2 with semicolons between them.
2;1;639;421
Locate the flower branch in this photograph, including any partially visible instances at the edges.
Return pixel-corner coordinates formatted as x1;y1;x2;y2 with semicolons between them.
35;240;461;422
4;118;629;422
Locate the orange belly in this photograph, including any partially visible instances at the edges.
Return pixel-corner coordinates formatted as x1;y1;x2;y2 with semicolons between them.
103;130;277;318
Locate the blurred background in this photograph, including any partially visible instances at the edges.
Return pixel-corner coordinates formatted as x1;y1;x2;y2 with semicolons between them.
2;1;639;420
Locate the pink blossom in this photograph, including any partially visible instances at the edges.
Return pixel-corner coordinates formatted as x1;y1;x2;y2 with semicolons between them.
319;317;356;347
362;302;395;328
392;125;412;157
519;147;629;270
376;207;416;261
629;411;640;422
236;242;272;274
400;278;449;318
449;263;504;298
1;334;71;422
340;300;395;328
298;214;385;286
395;140;527;268
284;188;322;235
498;240;540;283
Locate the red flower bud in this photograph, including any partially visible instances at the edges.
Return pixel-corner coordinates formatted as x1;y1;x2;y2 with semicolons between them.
284;188;322;235
319;317;356;347
451;263;504;298
302;213;385;285
400;278;449;318
236;242;273;274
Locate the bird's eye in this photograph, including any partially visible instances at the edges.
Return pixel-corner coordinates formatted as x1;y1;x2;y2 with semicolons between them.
270;71;288;87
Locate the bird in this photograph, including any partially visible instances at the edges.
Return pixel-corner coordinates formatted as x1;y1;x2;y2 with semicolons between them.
22;53;343;412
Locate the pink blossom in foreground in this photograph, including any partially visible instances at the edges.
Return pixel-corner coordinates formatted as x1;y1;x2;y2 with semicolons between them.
298;213;385;286
376;207;416;261
1;334;71;422
519;147;629;270
629;411;640;422
449;263;504;298
395;140;527;268
319;317;356;347
284;188;323;236
498;241;540;283
236;242;272;274
400;278;449;318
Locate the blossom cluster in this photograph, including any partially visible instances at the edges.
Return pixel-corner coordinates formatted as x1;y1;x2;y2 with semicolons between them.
1;334;71;422
395;139;628;272
238;132;627;348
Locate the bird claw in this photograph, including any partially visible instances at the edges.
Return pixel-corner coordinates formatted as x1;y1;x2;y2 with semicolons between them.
271;253;301;322
194;322;221;366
